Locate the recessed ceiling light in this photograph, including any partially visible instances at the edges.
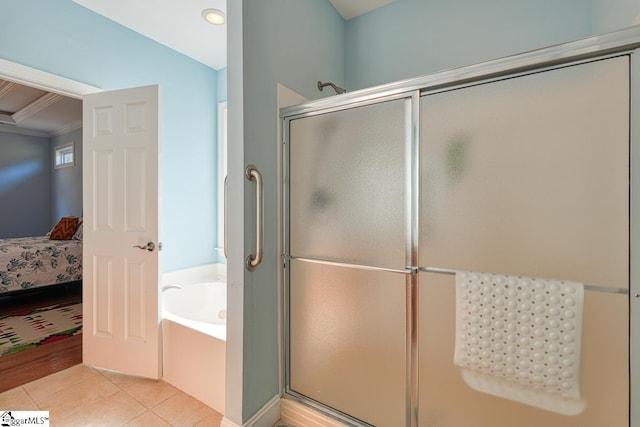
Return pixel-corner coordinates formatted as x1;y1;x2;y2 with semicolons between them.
202;8;225;25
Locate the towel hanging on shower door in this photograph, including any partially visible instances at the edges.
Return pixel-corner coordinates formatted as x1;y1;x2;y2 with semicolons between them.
454;271;585;415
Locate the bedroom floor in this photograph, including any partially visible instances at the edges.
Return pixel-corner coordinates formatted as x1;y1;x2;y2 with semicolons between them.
0;282;82;316
0;283;83;392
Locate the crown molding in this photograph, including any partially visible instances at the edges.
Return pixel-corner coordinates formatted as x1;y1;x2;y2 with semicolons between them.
0;123;49;138
0;112;16;125
12;92;63;123
0;80;17;98
0;59;99;139
0;119;83;139
51;119;82;138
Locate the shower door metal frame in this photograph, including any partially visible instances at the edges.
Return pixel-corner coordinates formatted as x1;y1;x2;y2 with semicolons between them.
282;91;420;427
281;26;640;427
630;47;640;427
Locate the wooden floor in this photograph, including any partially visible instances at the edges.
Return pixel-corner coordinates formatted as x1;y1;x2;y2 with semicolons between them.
0;283;83;393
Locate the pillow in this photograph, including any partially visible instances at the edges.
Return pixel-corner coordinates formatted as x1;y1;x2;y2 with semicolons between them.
73;220;83;240
49;217;80;240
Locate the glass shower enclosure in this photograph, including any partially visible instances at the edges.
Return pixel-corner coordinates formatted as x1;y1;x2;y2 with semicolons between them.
282;29;638;427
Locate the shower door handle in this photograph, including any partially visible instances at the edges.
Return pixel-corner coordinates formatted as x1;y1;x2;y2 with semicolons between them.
245;165;263;271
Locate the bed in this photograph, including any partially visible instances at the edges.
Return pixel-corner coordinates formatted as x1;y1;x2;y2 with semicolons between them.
0;236;82;294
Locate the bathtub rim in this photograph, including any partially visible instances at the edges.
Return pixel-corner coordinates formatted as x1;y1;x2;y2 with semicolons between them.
161;264;227;341
163;280;227;326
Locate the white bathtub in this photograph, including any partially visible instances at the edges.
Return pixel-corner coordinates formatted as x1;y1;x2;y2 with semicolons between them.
163;281;227;340
161;264;226;414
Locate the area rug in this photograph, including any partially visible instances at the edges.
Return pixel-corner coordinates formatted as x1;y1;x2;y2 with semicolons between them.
0;303;82;356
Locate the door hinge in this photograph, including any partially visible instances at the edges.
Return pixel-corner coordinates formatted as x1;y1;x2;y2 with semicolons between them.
158;242;163;251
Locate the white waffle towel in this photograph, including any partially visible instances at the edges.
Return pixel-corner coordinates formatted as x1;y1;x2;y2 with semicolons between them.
454;271;585;415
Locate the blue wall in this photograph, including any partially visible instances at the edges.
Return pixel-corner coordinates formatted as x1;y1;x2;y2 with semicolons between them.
51;128;83;223
229;0;345;422
231;0;640;422
344;0;593;90
592;0;640;34
343;0;640;91
0;130;52;238
0;1;219;272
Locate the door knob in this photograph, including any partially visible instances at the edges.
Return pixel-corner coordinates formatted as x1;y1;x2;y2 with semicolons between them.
133;242;155;252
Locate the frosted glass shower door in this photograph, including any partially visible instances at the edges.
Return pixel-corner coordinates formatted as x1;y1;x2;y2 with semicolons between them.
288;99;407;268
287;99;408;426
418;56;630;426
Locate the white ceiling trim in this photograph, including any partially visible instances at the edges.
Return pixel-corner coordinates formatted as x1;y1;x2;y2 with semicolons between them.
0;118;82;139
0;123;49;138
51;119;83;138
12;93;63;124
0;80;17;99
0;112;15;125
0;59;99;138
0;58;101;99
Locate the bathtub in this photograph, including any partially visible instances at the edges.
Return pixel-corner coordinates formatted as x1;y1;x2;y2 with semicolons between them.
161;264;226;414
163;281;227;340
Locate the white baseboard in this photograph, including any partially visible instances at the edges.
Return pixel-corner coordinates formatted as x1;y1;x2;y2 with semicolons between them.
219;395;350;427
221;418;241;427
280;398;348;427
221;394;281;427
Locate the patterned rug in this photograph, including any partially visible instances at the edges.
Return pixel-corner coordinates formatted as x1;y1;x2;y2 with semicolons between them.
0;303;82;356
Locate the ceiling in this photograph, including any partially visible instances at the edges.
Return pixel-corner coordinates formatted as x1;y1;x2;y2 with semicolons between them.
72;0;399;71
329;0;399;21
0;79;82;138
73;0;227;71
0;1;398;137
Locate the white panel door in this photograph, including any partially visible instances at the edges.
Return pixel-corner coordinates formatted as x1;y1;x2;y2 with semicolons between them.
82;85;161;379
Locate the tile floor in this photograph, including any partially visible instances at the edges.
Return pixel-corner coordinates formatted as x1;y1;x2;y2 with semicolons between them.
0;364;223;426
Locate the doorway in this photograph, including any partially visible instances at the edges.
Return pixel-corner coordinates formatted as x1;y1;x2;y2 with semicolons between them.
0;59;163;384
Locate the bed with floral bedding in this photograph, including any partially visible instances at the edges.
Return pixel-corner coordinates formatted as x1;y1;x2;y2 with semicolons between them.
0;236;82;294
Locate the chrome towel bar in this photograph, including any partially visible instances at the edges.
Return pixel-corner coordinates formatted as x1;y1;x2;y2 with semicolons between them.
283;256;629;295
419;266;629;295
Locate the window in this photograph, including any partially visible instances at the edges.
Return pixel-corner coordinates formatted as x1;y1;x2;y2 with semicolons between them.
217;101;228;259
55;142;75;168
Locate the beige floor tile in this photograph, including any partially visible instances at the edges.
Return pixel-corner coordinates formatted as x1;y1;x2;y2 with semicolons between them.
195;411;223;427
23;364;102;402
2;364;229;427
51;391;146;427
32;371;120;413
124;378;178;409
97;368;145;389
0;387;39;410
124;410;172;426
152;391;217;427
